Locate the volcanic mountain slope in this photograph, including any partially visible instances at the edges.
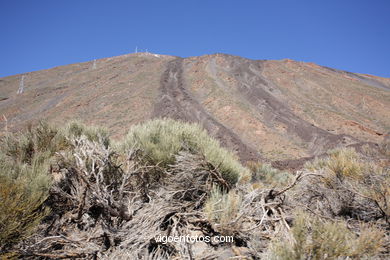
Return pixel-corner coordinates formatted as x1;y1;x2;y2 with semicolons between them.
0;53;389;162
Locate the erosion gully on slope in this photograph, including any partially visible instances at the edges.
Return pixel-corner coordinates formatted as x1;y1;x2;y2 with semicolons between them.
152;58;261;162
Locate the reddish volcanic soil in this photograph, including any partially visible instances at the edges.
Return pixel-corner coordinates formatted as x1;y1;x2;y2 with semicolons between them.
1;53;389;167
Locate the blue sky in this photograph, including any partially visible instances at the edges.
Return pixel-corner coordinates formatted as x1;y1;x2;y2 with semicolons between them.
1;0;389;77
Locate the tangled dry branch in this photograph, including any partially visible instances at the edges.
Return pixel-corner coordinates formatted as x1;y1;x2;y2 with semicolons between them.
5;134;389;259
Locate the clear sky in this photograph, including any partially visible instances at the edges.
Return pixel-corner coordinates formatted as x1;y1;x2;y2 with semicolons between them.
1;0;389;77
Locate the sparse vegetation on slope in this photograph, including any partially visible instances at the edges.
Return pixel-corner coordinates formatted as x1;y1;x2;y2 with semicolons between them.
0;122;389;259
2;54;389;163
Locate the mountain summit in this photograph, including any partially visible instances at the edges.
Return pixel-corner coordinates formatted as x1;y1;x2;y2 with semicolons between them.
1;53;389;163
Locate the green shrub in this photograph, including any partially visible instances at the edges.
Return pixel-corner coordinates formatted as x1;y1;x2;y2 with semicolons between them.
248;162;291;188
0;120;107;166
1;122;67;164
0;121;70;251
62;121;110;147
269;211;384;260
122;118;250;185
204;186;241;234
0;154;51;250
305;148;363;178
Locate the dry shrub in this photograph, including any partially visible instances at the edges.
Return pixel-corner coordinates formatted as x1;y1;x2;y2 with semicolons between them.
299;148;390;223
13;134;130;258
268;211;385;260
4;121;252;259
0;121;111;255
